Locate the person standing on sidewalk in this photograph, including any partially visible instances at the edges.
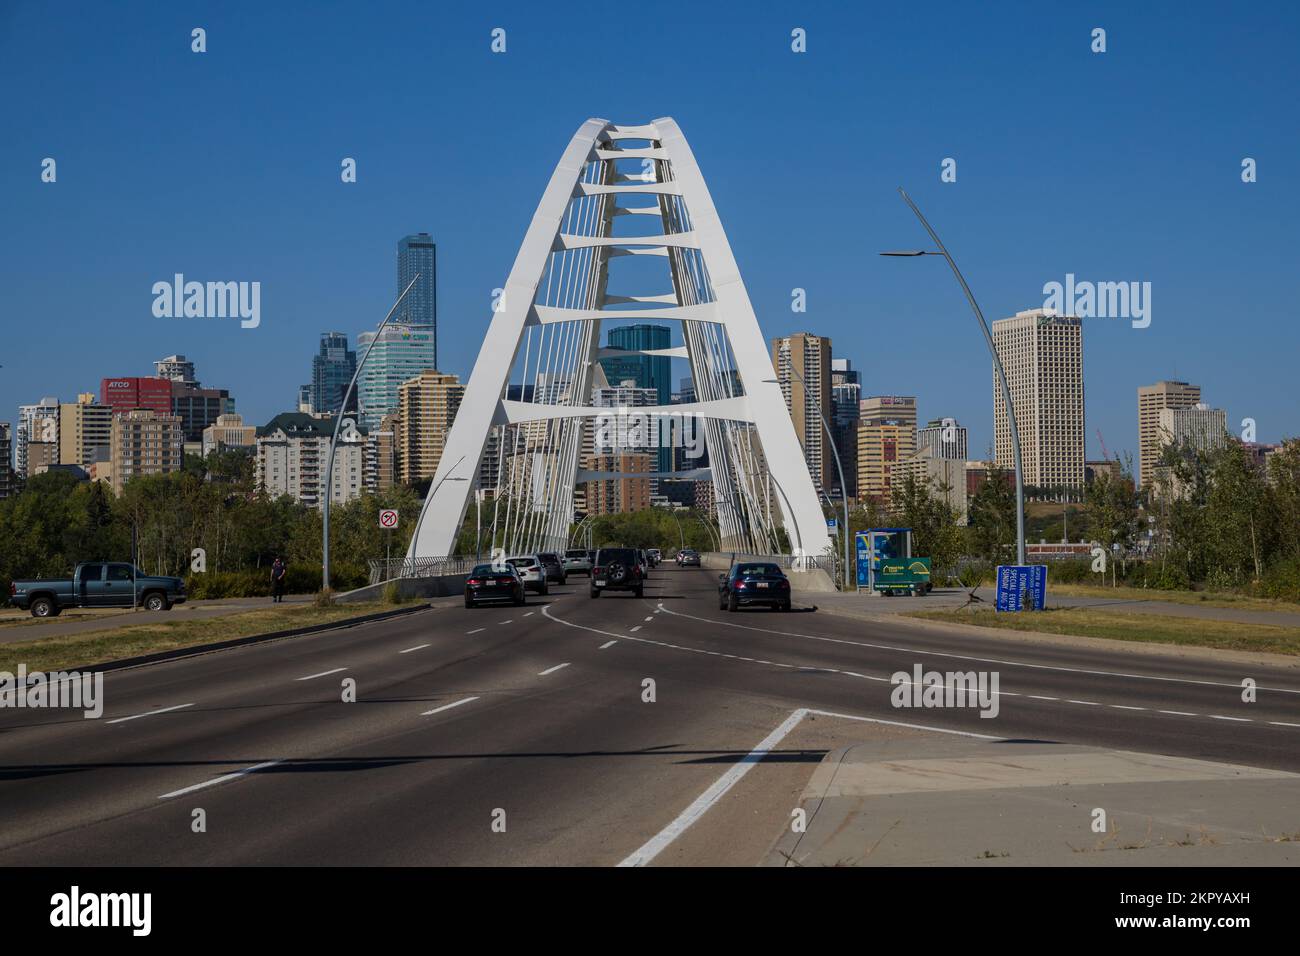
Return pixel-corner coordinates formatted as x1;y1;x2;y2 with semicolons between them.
271;557;287;603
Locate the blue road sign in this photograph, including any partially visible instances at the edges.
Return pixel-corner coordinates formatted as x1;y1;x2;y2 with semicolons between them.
995;565;1048;612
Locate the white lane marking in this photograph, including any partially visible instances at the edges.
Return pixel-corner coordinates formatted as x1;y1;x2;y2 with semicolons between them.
618;707;999;867
158;761;282;800
1210;714;1252;722
524;612;535;617
631;626;642;633
500;619;514;625
600;640;617;649
421;696;480;717
399;644;431;654
538;663;570;676
296;667;346;681
106;703;194;724
1110;704;1146;711
1028;695;1059;701
541;605;1294;730
656;605;1300;695
644;617;654;622
1270;721;1300;728
467;628;485;635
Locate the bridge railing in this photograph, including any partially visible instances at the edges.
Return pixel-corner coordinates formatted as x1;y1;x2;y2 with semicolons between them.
367;556;477;585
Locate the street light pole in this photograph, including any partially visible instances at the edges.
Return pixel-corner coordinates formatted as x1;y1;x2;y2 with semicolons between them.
882;189;1026;566
322;275;420;593
767;369;851;590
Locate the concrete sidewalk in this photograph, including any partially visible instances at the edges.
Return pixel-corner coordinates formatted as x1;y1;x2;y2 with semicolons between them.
765;722;1300;866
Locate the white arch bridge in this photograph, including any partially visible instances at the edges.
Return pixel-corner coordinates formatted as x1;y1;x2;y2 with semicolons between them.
406;117;832;563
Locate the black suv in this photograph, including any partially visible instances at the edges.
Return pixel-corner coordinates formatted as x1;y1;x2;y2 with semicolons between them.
718;561;791;612
590;547;645;598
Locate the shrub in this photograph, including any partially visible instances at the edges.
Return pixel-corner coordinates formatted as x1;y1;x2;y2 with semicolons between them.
1256;557;1300;602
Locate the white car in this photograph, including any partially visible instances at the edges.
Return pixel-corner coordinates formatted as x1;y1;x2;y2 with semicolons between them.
505;555;549;595
563;548;594;576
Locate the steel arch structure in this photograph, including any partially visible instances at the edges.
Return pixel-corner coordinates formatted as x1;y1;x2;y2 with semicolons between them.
407;118;832;563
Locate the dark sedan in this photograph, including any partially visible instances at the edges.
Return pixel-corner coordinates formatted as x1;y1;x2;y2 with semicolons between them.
718;562;791;612
464;564;525;608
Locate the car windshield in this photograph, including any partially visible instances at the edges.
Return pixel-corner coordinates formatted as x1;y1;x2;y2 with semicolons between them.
471;564;510;576
538;553;558;562
736;563;783;577
598;549;636;563
565;550;587;558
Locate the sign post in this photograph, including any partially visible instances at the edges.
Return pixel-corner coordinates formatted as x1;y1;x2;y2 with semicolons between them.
379;509;399;576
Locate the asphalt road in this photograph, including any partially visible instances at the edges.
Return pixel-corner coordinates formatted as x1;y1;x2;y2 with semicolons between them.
1;565;1297;865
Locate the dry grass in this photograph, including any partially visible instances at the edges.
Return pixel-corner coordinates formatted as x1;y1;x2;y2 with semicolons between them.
908;606;1300;656
0;602;392;672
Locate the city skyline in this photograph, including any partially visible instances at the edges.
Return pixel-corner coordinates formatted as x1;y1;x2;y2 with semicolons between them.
3;4;1298;470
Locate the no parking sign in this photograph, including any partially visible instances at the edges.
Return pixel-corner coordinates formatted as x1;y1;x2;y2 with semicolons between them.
379;509;399;529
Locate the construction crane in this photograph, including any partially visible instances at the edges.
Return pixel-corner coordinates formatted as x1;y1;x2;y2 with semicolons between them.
1096;428;1114;462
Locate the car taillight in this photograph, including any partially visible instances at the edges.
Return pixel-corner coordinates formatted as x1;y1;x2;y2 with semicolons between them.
467;578;483;585
593;567;603;575
8;583;14;596
778;580;790;588
736;581;748;589
496;577;513;585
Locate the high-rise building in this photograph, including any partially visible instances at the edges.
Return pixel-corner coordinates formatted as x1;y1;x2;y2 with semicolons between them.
255;412;365;509
99;377;173;418
0;423;13;499
201;413;257;457
898;453;969;524
170;382;234;443
395;370;464;485
771;332;833;492
59;394;113;471
1158;403;1227;455
310;332;357;416
992;310;1085;492
584;452;653;515
364;413;399;493
356;324;437;430
918;417;969;460
154;354;197;384
397;233;437;364
831;359;861;497
109;410;184;494
600;324;672;472
1138;380;1201;487
857;396;917;504
16;397;60;480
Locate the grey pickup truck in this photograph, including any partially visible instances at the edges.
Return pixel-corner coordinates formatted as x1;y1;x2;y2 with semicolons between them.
9;562;187;617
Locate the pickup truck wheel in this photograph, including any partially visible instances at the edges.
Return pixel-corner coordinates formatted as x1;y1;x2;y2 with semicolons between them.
143;592;169;612
30;597;55;618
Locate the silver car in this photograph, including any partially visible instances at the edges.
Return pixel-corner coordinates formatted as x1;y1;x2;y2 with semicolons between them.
505;555;549;595
563;548;594;576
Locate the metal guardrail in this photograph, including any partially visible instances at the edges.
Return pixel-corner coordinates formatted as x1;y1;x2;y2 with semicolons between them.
367;556;477;586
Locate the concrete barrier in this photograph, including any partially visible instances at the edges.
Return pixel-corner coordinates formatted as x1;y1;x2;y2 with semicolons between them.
699;552;838;593
337;573;468;604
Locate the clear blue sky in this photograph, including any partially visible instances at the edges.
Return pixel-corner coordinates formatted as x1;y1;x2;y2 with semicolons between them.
3;0;1297;464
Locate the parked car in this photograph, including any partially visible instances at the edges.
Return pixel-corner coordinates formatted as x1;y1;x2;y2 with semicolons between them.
505;555;549;595
678;549;701;567
590;547;645;598
563;548;594;576
718;561;791;612
537;552;567;584
464;563;525;608
9;562;187;618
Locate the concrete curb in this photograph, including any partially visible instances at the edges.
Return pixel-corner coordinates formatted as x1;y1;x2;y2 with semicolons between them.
63;603;433;675
811;602;1300;669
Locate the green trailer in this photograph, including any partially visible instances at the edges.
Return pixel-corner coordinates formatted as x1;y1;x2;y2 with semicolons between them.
873;555;933;597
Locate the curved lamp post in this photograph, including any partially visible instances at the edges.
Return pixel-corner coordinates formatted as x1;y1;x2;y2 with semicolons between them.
881;188;1026;566
322;275;420;592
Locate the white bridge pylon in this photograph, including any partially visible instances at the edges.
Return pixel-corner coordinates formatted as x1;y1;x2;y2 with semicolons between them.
407;117;833;562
